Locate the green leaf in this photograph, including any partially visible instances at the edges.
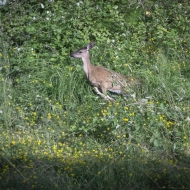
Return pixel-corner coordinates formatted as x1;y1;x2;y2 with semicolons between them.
26;27;36;34
153;139;160;147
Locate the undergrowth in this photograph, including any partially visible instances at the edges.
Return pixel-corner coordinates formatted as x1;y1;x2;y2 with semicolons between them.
0;0;190;189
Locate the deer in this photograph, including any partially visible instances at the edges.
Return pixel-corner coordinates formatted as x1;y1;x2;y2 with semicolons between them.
70;41;140;101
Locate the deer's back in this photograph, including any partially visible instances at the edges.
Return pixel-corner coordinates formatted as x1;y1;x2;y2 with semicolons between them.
88;65;138;90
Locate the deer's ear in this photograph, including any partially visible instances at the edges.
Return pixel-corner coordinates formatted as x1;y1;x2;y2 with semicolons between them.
87;41;95;51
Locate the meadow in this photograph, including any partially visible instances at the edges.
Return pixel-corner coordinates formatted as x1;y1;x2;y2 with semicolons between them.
0;0;190;189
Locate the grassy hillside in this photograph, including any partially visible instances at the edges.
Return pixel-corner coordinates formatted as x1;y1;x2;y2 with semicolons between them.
0;0;190;189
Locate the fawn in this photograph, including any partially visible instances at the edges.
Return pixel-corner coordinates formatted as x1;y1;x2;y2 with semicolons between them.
70;42;140;101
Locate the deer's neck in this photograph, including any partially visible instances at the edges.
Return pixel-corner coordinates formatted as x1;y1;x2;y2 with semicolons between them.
82;55;93;78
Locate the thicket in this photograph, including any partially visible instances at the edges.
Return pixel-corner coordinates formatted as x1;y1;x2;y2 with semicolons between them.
0;0;190;189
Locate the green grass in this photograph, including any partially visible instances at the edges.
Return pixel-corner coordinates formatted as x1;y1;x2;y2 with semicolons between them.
0;1;190;190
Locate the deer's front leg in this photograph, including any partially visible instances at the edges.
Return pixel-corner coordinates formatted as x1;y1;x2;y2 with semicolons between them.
93;87;115;101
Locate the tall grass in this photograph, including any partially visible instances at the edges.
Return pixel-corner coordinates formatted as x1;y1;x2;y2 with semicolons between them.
0;1;190;189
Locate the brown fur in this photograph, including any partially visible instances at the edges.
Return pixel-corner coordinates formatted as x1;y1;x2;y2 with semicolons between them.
71;42;140;101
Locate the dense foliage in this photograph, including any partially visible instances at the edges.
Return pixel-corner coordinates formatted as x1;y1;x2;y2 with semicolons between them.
0;0;190;189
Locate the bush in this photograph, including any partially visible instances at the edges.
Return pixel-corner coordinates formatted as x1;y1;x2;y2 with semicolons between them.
0;0;190;189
